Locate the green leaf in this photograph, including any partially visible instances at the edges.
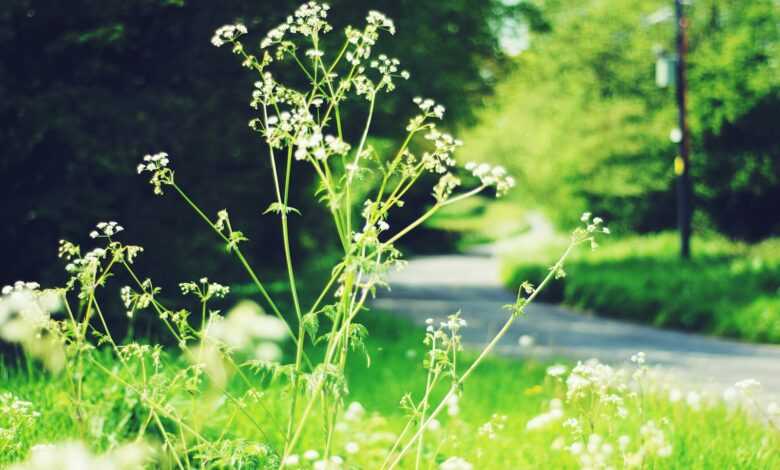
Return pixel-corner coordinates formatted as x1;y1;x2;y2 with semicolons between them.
263;202;301;216
302;312;319;341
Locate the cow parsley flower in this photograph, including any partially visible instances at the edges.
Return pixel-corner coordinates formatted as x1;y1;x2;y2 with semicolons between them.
137;152;173;195
344;441;359;454
439;457;472;470
179;277;230;302
464;161;515;196
89;221;124;239
546;364;567;378
211;23;248;47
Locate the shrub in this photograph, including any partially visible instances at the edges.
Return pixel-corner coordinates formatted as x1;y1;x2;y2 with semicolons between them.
503;232;780;342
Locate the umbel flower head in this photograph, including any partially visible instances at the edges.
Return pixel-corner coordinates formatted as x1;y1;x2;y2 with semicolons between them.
211;23;248;47
137;152;173;195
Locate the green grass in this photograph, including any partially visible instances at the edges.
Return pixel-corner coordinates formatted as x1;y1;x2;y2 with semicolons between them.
426;196;529;249
2;313;778;469
502;232;780;342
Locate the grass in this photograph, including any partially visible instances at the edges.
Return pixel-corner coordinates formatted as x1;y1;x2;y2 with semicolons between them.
2;313;778;469
425;196;529;249
502;232;780;343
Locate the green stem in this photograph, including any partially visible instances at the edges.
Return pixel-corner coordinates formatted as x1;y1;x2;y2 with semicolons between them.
385;242;577;469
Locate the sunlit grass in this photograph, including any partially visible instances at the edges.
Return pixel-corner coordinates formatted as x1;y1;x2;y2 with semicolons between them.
2;313;777;469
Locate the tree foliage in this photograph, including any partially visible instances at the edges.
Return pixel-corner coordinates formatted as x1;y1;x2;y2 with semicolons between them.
462;0;780;239
0;0;538;286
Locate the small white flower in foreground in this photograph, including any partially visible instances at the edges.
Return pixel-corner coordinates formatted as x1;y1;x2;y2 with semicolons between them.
734;379;761;395
303;449;319;461
283;454;300;466
344;401;365;421
10;441;150;470
254;342;283;362
446;393;460;416
686;391;701;410
546;364;567;377
518;334;535;347
526;399;564;431
426;418;441;431
723;387;738;403
630;351;646;365
344;441;359;454
440;456;473;470
313;456;343;470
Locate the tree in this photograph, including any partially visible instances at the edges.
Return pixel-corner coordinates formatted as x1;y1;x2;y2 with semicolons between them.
0;0;542;289
461;0;779;239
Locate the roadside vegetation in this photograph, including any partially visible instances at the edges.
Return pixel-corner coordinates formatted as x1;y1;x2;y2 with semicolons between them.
3;314;778;469
503;232;780;343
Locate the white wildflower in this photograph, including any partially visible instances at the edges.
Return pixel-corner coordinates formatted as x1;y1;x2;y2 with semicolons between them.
344;401;365;421
211;24;248;47
518;334;534;347
344;442;359;454
686;391;701;410
439;457;472;470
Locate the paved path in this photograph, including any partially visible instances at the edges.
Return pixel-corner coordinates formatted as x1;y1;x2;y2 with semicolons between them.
373;218;780;403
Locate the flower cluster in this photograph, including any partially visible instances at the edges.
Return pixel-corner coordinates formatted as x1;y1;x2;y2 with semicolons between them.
546;363;568;378
293;125;351;161
525;399;564;430
250;72;303;110
8;441;151;470
260;2;332;50
581;212;610;235
723;378;762;404
179;277;230;302
422;128;461;174
0;288;64;372
566;360;625;403
137;152;173;195
432;173;462;202
1;281;40;296
119;280;157;319
530;353;679;469
439;457;473;470
566;433;616;469
211;23;248;48
478;414;507;440
413;97;446;120
0;392;40;458
464;162;516;196
342;10;394;67
369;54;409;92
89;221;124;239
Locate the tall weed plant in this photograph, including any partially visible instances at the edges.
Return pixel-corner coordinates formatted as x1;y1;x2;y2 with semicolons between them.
0;3;616;468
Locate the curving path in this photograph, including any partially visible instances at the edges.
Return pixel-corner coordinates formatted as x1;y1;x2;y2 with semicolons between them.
373;215;780;403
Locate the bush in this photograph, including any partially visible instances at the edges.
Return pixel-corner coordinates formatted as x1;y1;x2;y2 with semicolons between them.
502;232;780;342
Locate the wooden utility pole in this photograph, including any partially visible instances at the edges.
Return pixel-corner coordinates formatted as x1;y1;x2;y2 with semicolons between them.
674;0;692;259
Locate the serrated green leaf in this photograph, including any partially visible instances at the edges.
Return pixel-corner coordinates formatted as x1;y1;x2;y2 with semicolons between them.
302;312;319;341
263;202;301;216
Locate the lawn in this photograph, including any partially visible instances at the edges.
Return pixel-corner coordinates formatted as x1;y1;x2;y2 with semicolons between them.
502;232;780;343
2;313;778;469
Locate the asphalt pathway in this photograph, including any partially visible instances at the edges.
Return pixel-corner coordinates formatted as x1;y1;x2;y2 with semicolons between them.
373;215;780;403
